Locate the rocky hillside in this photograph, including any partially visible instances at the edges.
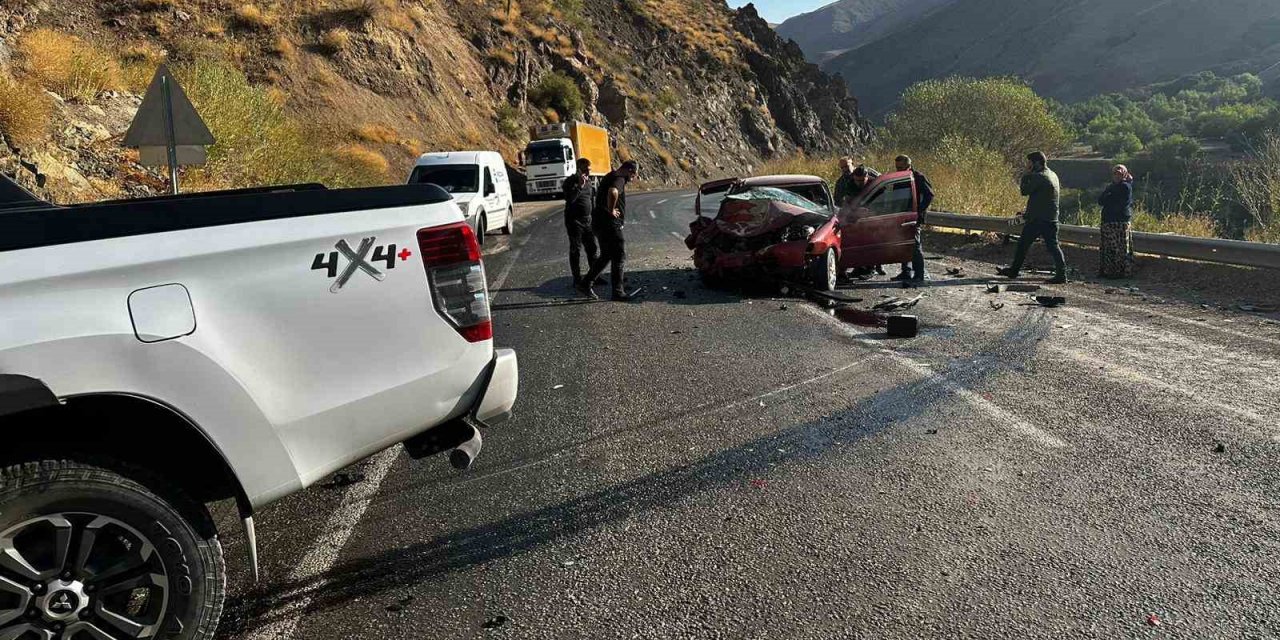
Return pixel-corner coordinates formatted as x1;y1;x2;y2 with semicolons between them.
0;0;870;204
803;0;1280;117
775;0;955;64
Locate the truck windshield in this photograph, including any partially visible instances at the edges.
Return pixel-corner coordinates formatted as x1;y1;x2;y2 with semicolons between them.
410;165;479;193
526;142;567;165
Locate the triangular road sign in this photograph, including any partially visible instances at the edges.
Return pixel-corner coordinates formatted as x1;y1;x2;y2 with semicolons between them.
123;64;215;147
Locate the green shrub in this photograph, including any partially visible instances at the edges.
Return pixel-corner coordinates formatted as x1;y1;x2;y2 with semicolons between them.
885;77;1070;167
529;72;583;121
496;103;523;140
177;60;387;189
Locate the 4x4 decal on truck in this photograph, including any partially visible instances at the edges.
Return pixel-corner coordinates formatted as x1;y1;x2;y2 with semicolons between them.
312;237;413;293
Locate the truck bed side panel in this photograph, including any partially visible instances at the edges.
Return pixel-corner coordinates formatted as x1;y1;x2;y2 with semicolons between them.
1;198;490;505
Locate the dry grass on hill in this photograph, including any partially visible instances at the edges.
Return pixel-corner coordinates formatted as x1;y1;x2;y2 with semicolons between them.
17;29;122;102
0;74;51;146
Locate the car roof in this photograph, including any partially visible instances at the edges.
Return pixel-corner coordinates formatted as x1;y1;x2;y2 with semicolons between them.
414;151;498;166
739;174;827;187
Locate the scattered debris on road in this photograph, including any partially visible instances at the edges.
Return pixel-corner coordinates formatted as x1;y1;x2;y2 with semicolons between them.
323;471;366;489
483;615;508;630
887;315;919;338
873;294;923;312
989;301;1006;311
835;307;886;327
1214;443;1227;453
1036;296;1067;308
1007;284;1042;292
945;267;965;277
1146;613;1162;627
552;384;565;390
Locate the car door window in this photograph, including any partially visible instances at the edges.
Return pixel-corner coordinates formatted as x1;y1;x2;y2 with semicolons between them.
484;168;495;196
864;180;914;216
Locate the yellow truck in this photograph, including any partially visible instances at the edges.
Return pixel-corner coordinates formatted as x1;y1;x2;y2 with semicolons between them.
522;122;611;197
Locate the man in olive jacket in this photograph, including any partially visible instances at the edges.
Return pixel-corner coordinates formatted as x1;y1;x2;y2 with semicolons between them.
998;151;1068;284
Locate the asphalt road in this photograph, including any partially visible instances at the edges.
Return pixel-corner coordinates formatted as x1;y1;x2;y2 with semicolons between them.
215;191;1280;639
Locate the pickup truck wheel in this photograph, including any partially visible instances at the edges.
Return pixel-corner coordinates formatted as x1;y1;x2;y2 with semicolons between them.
501;208;514;235
0;460;224;640
811;248;837;292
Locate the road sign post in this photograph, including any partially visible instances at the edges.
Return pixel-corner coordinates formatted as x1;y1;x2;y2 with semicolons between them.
123;65;215;195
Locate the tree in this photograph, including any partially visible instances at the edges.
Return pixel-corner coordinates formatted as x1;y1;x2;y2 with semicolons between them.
1145;134;1201;173
885;77;1070;167
529;72;584;121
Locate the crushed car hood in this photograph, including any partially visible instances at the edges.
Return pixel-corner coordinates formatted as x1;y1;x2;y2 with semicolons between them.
714;187;831;238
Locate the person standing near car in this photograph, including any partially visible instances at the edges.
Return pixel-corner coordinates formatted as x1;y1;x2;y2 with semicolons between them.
563;158;600;289
579;160;642;301
834;157;857;206
998;151;1068;284
891;155;934;286
1097;163;1135;279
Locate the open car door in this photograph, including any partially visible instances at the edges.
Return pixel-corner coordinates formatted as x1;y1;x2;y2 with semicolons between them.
695;178;738;218
837;171;920;269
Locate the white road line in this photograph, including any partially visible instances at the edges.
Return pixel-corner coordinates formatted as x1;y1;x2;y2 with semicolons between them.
657;198;670;205
649;210;657;219
669;231;684;240
798;304;1068;449
248;448;400;640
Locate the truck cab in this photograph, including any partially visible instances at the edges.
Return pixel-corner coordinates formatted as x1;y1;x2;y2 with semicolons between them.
523;138;576;197
521;122;611;198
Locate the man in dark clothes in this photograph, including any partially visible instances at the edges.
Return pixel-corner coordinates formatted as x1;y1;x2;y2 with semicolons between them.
892;155;934;286
563;158;600;288
833;157;856;207
845;164;888;276
578;160;641;301
998;151;1068;284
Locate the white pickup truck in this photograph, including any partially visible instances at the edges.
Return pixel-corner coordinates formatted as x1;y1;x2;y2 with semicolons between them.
0;175;518;639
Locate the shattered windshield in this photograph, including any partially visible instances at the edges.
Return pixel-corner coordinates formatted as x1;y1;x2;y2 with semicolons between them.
724;186;831;217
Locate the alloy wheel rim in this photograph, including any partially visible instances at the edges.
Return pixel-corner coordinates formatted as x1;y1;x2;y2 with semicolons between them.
0;514;170;639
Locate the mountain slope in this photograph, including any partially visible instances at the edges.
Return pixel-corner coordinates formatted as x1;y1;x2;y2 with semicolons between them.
817;0;1280;115
0;0;869;203
775;0;956;63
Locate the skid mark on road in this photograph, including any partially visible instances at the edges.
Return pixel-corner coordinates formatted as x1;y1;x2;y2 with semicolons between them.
247;448;400;640
488;211;557;296
798;303;1069;449
1067;288;1280;350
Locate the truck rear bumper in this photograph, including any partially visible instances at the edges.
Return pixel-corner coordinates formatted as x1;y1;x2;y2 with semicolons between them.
476;348;518;424
402;348;517;461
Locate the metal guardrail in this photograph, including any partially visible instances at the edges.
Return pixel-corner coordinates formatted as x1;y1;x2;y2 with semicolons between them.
926;212;1280;270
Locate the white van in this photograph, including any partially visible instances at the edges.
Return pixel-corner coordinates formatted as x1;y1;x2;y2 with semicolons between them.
409;151;514;244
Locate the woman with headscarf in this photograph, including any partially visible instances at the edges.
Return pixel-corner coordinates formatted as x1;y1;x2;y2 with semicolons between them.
1097;164;1135;278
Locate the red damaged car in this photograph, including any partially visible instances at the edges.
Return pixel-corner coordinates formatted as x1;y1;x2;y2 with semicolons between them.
685;172;923;291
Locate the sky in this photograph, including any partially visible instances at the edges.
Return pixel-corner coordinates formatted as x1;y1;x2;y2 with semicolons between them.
728;0;829;24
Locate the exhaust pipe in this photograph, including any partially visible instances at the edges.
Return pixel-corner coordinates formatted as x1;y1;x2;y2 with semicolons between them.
449;425;483;470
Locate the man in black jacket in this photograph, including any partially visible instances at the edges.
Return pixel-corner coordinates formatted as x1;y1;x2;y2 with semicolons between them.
892;155;934;286
998;151;1067;284
563;158;600;288
578;160;642;301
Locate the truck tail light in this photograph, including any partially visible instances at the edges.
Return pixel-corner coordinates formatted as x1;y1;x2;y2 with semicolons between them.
417;222;492;342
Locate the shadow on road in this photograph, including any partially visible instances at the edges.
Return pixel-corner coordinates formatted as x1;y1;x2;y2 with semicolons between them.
217;310;1052;636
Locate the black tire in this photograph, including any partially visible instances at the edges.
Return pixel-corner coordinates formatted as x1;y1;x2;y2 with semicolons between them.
476;212;487;246
810;248;837;292
0;459;224;640
501;208;514;235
